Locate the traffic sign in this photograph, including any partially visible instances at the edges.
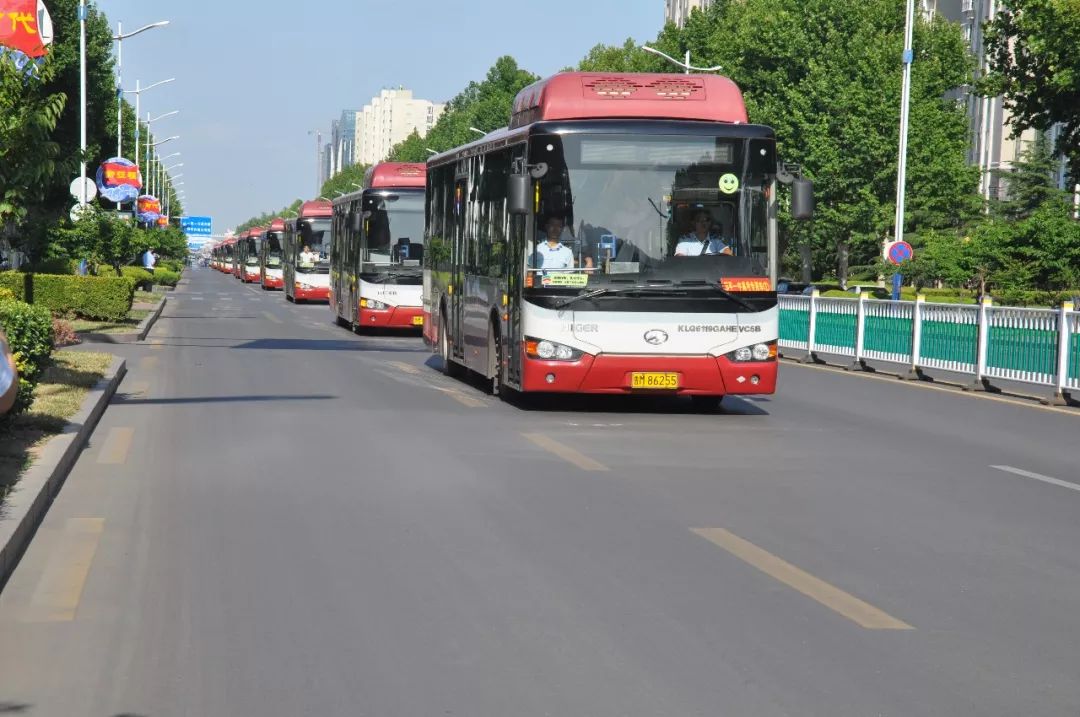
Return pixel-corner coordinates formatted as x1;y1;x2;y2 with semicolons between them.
180;216;212;238
886;240;914;265
69;176;97;202
69;203;89;223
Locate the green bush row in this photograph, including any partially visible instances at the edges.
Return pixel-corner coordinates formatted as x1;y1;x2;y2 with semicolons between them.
0;273;135;321
0;298;54;416
98;266;180;290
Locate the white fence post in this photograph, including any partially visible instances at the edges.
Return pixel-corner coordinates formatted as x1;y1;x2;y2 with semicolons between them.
801;289;819;363
1050;301;1074;405
903;293;924;380
848;291;868;371
967;295;993;391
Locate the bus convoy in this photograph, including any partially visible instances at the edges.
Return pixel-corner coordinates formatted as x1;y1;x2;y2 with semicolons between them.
207;71;813;405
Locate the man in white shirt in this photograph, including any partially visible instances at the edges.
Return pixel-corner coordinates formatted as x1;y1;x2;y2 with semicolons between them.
299;245;318;267
674;209;733;256
530;216;576;270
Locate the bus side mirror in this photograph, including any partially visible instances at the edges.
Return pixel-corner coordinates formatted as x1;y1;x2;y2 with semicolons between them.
508;174;531;216
791;178;815;220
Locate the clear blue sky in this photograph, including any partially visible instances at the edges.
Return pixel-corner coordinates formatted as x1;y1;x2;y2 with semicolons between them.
97;0;665;233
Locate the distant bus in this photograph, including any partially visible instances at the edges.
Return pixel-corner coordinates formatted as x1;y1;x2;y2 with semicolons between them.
260;218;286;290
425;72;813;406
218;237;236;275
330;163;427;330
284;200;333;303
238;226;265;283
231;232;246;278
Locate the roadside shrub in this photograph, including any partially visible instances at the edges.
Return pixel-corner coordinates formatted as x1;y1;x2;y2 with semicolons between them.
52;318;79;348
159;259;184;273
152;268;180;287
98;266;154;291
0;298;54;415
0;287;14;301
0;274;134;321
22;257;78;275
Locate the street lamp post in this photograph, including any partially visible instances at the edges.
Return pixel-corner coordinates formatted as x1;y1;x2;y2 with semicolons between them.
114;19;170;157
124;78;175;170
891;0;916;257
147;136;178;196
78;0;87;207
640;44;723;74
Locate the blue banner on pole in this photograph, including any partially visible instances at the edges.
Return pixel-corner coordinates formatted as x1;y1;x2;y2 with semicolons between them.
180;216;212;238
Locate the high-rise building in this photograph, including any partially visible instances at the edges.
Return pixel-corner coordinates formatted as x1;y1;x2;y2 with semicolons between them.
355;88;446;166
330;111;360;176
665;0;712;27
925;0;1068;198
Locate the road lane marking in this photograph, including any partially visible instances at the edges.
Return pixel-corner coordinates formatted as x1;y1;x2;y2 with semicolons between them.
190;296;204;301
691;528;913;630
96;427;135;465
139;356;158;371
991;465;1080;493
783;360;1080;417
263;311;283;324
128;381;150;396
522;432;609;472
388;361;421;375
433;386;486;408
23;518;105;622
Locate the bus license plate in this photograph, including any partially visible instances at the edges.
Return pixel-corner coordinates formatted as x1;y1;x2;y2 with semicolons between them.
631;372;679;389
412;316;424;326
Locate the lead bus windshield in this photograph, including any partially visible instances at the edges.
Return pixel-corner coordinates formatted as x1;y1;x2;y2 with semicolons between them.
362;191;425;270
527;133;773;288
297;219;330;274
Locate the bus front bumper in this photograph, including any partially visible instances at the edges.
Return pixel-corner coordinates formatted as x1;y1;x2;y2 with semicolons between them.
262;275;284;289
358;305;424;329
293;285;330;301
518;351;777;396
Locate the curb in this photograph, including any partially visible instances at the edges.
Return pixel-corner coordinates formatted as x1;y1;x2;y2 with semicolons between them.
78;296;167;344
0;356;126;589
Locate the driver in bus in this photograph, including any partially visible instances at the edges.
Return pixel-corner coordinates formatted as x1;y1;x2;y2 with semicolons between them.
530;216;591;270
299;245;318;267
674;209;733;256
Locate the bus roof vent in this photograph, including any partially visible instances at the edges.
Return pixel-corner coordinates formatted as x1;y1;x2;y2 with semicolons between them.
510;72;748;129
367;162;427;189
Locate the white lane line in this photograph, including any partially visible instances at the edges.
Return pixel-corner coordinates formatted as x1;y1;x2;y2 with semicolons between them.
991;465;1080;494
190;296;204;301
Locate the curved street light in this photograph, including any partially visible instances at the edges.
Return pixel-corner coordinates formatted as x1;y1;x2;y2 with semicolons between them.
114;19;170;156
124;78;175;168
468;127;486;137
640;44;722;74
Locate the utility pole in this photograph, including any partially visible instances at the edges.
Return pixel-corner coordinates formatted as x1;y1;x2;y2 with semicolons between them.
891;0;915;257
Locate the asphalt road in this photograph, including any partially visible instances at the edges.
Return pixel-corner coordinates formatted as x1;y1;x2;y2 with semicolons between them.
1;268;1078;716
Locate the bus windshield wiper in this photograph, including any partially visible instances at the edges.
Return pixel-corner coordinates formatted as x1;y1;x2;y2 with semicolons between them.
553;285;676;310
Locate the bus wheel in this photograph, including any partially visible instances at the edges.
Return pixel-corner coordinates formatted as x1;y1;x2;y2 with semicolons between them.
439;312;461;378
691;395;723;412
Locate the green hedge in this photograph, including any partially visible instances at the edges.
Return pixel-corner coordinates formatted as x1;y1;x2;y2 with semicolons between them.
99;266;178;289
0;298;54;416
153;268;180;287
159;259;184;273
22;258;78;275
0;273;135;321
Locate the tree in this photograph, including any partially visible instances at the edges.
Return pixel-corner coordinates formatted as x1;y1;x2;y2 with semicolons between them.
0;57;67;230
991;132;1066;219
320;162;371;199
980;0;1080;181
386;56;538;162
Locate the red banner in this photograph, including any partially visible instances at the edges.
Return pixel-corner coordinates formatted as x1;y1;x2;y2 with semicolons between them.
100;161;142;189
0;0;52;58
137;195;161;216
156;216;169;227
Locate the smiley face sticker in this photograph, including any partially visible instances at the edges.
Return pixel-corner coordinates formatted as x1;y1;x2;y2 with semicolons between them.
718;173;740;194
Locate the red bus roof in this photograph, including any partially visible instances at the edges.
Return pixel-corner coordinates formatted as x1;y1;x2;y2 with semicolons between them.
510;72;748;129
268;218;286;232
365;162;426;189
299;200;332;218
249;226;266;237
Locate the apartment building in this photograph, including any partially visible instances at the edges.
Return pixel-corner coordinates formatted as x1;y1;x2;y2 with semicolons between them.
664;0;713;27
355;88;446;166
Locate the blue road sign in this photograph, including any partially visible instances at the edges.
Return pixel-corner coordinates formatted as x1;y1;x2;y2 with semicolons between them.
887;240;913;265
180;216;212;238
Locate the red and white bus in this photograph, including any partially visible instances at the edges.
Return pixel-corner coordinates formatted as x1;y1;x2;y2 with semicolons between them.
330;163;427;330
238;226;265;283
231;231;247;278
260;218;286;290
218;237;237;275
424;72;812;407
284;200;332;302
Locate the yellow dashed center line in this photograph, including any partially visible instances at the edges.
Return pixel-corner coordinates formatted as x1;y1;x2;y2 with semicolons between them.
96;427;135;465
522;432;610;472
22;518;105;623
692;528;913;630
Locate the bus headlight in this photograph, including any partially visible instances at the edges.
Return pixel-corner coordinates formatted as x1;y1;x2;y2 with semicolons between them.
525;338;581;361
360;298;388;310
727;342;777;362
